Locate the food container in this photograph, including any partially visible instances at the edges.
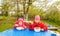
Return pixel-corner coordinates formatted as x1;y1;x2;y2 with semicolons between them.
34;27;40;32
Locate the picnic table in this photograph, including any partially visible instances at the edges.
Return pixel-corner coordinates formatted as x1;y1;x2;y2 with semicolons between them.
0;28;56;36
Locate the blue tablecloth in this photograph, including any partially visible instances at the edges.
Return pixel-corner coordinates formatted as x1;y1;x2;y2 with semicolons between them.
0;28;53;36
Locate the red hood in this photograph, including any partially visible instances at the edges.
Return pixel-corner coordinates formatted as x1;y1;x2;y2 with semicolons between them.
18;18;23;22
34;15;40;23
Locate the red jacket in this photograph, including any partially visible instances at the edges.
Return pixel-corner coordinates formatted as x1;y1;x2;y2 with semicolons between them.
13;21;28;29
29;22;48;31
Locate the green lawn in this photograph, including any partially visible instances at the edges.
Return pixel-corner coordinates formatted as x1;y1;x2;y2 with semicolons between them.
0;16;16;32
41;20;60;32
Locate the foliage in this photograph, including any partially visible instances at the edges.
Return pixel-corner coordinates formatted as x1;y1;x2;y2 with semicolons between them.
0;16;8;20
45;6;60;24
28;6;45;20
0;16;16;32
1;2;13;16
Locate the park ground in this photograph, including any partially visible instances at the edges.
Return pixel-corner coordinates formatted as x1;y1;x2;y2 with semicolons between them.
0;16;60;33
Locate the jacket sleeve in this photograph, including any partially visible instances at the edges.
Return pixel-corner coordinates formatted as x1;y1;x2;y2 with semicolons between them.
23;22;28;28
24;22;28;27
29;22;34;30
13;21;19;28
39;23;48;31
42;24;48;31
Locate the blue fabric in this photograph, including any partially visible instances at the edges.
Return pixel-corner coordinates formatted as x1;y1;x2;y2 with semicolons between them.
0;28;52;36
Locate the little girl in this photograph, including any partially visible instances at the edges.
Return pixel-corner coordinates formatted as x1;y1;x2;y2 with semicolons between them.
29;15;48;32
13;18;28;30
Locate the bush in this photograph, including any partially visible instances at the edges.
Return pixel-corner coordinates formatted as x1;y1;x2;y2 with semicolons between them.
45;11;60;24
28;12;45;20
0;16;8;20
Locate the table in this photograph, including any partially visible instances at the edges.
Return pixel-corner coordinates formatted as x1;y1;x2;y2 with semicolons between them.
0;28;53;36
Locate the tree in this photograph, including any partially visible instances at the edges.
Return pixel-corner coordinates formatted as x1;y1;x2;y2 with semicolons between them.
52;1;60;11
6;0;33;21
1;1;13;16
12;0;33;20
23;0;32;21
46;5;60;23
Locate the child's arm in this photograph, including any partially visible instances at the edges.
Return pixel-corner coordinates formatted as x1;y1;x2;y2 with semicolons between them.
29;22;34;30
13;21;19;28
24;22;28;28
39;23;48;31
42;24;48;31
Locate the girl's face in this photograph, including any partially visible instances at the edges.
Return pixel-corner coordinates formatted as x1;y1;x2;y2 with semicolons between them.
19;22;22;25
35;20;39;23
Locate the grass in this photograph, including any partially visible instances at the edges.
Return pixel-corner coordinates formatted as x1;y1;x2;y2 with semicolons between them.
41;20;60;27
41;20;60;33
0;16;16;32
0;21;14;32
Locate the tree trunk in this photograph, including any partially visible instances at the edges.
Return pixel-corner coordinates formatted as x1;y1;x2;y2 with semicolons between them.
23;0;26;21
16;0;19;20
24;12;28;21
23;0;32;21
5;12;8;16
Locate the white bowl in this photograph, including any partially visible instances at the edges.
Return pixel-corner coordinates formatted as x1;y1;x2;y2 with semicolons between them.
16;27;23;30
34;27;40;32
